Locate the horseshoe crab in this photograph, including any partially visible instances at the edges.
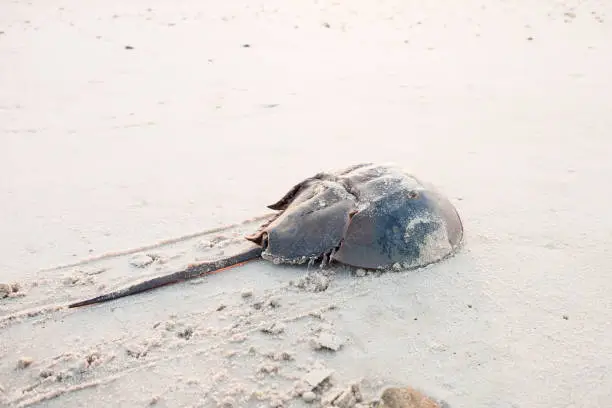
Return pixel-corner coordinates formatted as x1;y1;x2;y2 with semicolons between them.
69;163;463;308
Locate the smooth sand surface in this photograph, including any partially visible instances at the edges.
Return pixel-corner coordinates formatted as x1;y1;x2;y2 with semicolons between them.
2;0;611;407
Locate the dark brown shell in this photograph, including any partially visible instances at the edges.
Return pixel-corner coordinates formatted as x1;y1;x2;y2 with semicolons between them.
246;163;463;270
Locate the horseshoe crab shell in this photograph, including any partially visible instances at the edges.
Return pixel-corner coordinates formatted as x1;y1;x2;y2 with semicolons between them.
246;163;463;270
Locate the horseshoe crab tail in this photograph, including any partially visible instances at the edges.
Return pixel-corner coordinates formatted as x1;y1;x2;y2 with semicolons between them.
67;246;263;309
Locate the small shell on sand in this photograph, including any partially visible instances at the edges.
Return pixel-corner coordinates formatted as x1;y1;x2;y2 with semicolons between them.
378;386;446;408
310;332;344;352
16;356;34;369
301;368;334;390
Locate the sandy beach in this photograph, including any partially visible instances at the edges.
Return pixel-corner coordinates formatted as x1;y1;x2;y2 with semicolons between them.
2;0;612;407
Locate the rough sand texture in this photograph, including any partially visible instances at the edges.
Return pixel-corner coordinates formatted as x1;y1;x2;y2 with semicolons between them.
2;0;612;407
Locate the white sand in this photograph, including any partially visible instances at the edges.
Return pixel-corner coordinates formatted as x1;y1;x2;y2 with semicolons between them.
2;0;612;407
